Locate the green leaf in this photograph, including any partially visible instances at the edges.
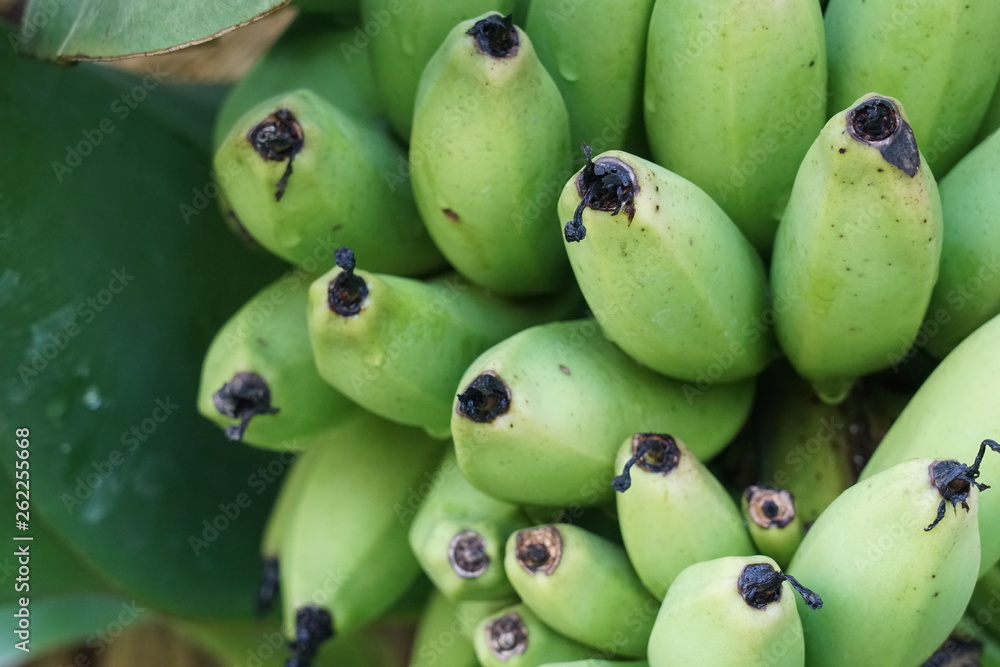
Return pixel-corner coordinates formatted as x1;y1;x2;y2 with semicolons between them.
0;45;290;619
9;0;289;62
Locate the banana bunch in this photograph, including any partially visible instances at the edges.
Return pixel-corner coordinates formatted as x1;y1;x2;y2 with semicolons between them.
194;2;1000;665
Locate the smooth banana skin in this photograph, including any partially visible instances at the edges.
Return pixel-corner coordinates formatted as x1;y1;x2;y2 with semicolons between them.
409;592;512;667
197;272;360;450
861;312;1000;576
277;412;445;662
613;433;755;599
212;16;381;150
526;0;655;155
968;564;1000;642
359;0;516;140
215;89;446;277
647;556;821;667
307;253;582;438
770;92;943;404
742;486;804;570
503;523;659;658
409;451;530;601
644;0;826;252
789;452;993;667
410;13;574;296
975;80;1000;145
540;662;648;667
825;0;1000;176
557;148;774;384
452;320;755;507
473;604;594;667
921;128;1000;359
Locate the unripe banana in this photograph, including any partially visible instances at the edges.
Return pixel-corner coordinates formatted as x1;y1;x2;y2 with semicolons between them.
861;312;1000;575
212;15;380;150
307;248;581;439
526;0;655;155
452;319;755;507
824;0;1000;175
359;0;516;140
770;92;943;404
975;80;1000;145
410;13;573;296
215;88;446;277
644;0;827;252
473;604;594;667
197;271;359;450
409;450;529;602
277;412;445;664
540;662;648;667
741;486;804;570
410;592;512;667
788;441;1000;667
612;433;755;599
921;128;1000;359
504;523;659;658
557;146;774;384
647;556;822;667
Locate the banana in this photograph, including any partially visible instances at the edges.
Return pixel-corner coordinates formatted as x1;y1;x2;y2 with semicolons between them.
741;486;804;570
409;450;530;601
214;88;446;277
861;312;1000;575
307;247;581;438
473;604;594;667
452;319;755;507
276;411;445;664
770;92;943;404
526;0;655;155
197;271;360;450
503;523;659;658
975;80;1000;145
359;0;516;140
212;15;381;151
540;662;649;667
410;592;512;667
967;564;1000;651
824;0;1000;176
647;556;822;667
612;433;756;599
410;12;574;296
557;146;774;384
643;0;827;252
788;441;1000;667
921;128;1000;359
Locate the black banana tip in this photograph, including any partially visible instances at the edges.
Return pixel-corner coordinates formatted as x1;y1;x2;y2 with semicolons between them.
449;530;491;578
456;372;511;423
925;438;1000;531
212;372;280;441
515;526;562;575
846;97;919;177
467;14;519;58
612;433;681;492
288;606;334;667
739;564;823;611
569;143;638;242
327;252;368;317
486;612;528;660
247;108;304;201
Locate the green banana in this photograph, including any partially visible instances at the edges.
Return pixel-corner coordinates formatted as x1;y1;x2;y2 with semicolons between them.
741;486;804;570
473;604;594;667
409;592;511;667
540;662;648;667
503;523;659;658
557;146;774;384
409;451;529;601
643;0;827;252
612;433;756;599
276;411;445;664
824;0;1000;176
967;564;1000;647
307;247;581;439
359;0;516;140
197;271;360;450
788;441;1000;667
410;12;574;296
647;556;822;667
920;128;1000;359
212;15;381;150
861;312;1000;575
770;92;943;404
452;319;755;507
526;0;655;155
975;80;1000;145
214;88;446;277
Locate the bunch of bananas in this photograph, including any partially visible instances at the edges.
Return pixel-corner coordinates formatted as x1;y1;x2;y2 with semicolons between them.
197;0;1000;665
